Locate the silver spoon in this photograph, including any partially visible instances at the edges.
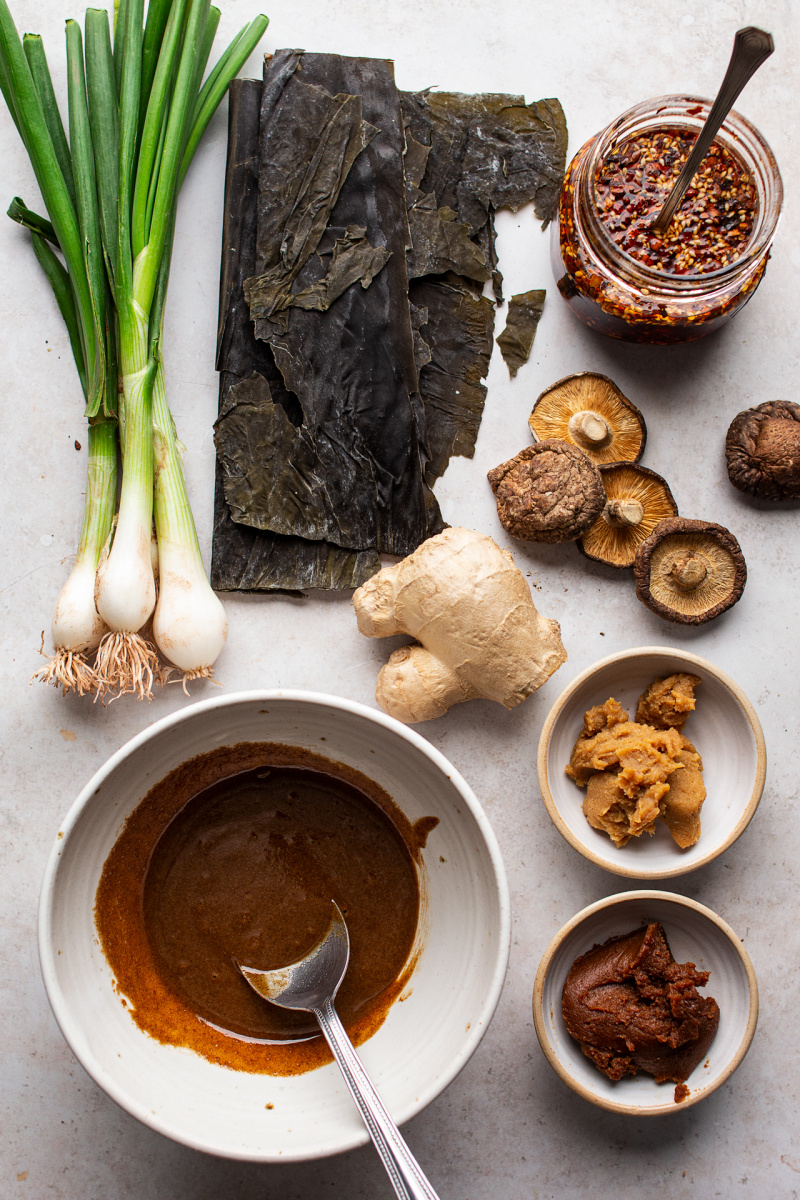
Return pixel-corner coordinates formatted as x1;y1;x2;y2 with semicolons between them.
238;903;442;1200
651;26;774;236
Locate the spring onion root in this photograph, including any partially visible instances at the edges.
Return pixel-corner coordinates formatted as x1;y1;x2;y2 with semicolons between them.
94;630;160;700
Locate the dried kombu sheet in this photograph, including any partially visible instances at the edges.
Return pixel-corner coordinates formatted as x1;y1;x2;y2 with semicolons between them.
228;50;442;558
406;193;491;283
212;469;380;592
475;216;503;303
400;91;568;232
403;130;490;283
213;63;565;592
401;90;567;300
411;275;495;485
216;78;266;381
242;59;387;332
212;77;379;592
497;289;546;379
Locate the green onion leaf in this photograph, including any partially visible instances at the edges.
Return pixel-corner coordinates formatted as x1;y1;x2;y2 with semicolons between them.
66;18;107;417
0;0;97;404
85;8;120;287
23;33;77;207
134;0;211;315
113;0;129;98
7;195;58;245
132;0;189;258
115;0;143;312
139;0;172;134
180;14;268;182
30;229;88;398
190;4;220;113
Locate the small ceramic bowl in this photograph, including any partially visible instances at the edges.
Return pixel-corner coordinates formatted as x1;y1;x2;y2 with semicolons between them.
39;691;510;1162
537;647;766;878
533;890;758;1115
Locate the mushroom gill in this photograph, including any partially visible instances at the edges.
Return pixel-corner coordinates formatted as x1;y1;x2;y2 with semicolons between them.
578;463;678;568
634;519;747;625
529;372;646;465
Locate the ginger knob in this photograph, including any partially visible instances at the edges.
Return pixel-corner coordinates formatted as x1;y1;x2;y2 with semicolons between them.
353;527;567;723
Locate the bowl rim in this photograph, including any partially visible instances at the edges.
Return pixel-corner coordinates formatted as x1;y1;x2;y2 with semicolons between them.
38;688;511;1161
532;888;759;1116
536;645;767;879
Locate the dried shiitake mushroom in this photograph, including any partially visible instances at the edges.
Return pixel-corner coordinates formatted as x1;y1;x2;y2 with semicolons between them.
725;400;800;500
488;440;606;544
528;372;646;465
578;463;678;568
634;518;747;625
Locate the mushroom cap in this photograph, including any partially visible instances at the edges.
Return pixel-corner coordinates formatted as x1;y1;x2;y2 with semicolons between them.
528;372;646;465
634;517;747;625
487;440;606;544
578;463;679;568
725;400;800;500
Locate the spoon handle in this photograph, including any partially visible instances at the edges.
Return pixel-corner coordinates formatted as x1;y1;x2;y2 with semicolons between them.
314;998;442;1200
652;26;774;235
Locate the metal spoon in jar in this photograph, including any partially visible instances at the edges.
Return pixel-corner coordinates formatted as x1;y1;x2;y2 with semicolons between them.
237;903;441;1200
651;26;774;236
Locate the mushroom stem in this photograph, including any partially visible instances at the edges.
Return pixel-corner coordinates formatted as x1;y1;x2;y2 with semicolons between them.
669;555;708;591
604;498;644;527
568;410;612;448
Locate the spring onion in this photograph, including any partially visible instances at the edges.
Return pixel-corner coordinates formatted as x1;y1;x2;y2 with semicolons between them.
0;0;268;697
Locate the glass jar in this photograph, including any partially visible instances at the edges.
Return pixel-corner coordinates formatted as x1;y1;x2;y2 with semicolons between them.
552;96;783;344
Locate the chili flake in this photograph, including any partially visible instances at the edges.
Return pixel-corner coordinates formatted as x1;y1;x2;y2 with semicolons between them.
594;129;757;275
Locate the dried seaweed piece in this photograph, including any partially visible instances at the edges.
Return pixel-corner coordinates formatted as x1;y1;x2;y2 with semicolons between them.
403;118;490;284
409;302;432;373
497;290;545;378
243;72;385;332
216;78;270;379
410;275;495;485
218;370;399;545
286;224;390;312
401;90;566;303
401;91;568;233
212;77;378;591
406;192;491;282
238;52;441;556
475;215;503;302
211;467;380;592
214;66;567;589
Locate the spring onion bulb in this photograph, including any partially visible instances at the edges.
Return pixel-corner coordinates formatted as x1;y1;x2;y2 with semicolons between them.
93;348;160;696
33;418;117;695
151;362;227;687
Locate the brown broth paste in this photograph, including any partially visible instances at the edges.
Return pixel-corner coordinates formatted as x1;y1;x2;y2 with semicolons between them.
95;742;435;1075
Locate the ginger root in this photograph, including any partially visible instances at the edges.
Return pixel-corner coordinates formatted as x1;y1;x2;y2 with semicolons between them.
352;527;567;723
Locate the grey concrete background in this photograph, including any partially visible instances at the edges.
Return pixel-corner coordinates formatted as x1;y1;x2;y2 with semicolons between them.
1;0;798;1196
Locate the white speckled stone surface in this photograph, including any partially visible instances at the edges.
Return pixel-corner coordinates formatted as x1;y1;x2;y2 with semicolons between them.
1;0;799;1196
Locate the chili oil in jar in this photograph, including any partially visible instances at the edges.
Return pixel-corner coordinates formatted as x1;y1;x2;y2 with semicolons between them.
552;96;782;344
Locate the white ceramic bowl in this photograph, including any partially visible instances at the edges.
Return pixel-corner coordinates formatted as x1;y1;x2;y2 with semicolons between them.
537;647;766;878
39;691;510;1162
533;891;758;1115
